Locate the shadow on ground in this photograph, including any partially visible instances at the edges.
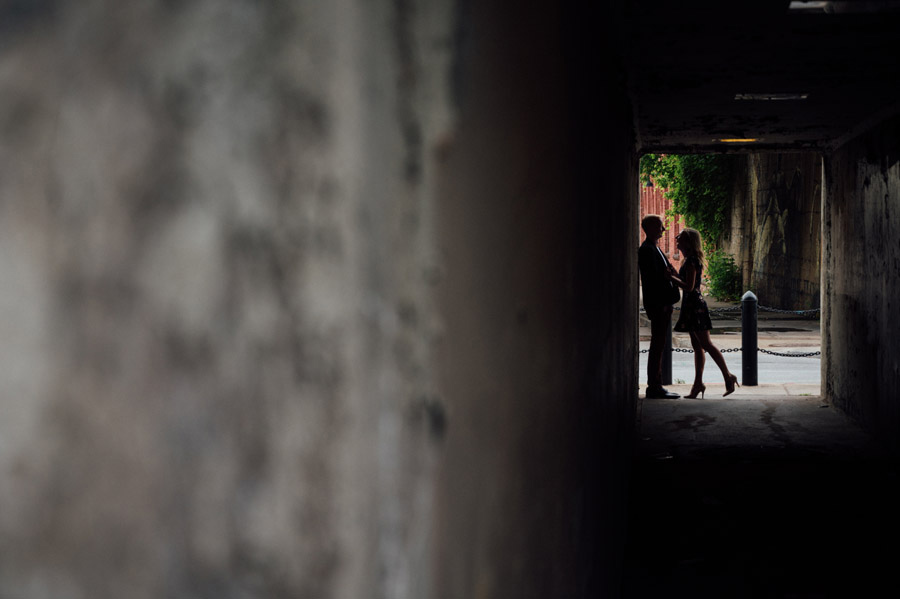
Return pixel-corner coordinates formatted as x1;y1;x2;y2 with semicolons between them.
622;397;900;598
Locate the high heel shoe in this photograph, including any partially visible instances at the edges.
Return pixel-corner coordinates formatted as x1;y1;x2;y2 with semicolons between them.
685;383;706;399
723;374;739;397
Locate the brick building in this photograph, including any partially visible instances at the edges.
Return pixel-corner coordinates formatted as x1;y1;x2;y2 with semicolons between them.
640;181;684;260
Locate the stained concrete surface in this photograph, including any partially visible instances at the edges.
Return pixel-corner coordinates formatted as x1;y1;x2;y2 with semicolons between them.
823;121;900;454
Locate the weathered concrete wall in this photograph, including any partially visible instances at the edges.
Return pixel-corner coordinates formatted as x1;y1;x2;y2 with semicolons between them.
823;117;900;450
724;154;754;291
747;153;822;310
0;1;450;596
0;1;637;597
724;153;821;309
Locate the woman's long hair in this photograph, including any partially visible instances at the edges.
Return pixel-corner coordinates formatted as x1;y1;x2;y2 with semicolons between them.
680;228;704;262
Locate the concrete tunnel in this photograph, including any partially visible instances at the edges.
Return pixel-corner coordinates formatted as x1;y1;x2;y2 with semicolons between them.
0;0;898;597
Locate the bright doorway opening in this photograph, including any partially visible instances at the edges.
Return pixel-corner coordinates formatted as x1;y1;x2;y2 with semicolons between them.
638;152;822;396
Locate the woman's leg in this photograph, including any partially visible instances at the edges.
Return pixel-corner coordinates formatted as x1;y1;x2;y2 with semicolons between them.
695;329;733;381
689;331;706;386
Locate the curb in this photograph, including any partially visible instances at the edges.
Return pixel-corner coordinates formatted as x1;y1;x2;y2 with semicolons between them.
643;383;823;398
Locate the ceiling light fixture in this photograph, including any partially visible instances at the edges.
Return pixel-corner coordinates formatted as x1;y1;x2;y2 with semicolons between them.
735;93;809;101
715;138;760;143
788;1;828;13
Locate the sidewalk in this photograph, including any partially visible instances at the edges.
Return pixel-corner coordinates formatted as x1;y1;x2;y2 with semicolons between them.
659;382;821;397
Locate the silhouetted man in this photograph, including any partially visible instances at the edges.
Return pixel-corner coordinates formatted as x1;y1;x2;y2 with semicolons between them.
639;214;680;399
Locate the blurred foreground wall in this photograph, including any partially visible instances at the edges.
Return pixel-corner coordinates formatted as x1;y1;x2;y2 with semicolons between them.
0;1;637;597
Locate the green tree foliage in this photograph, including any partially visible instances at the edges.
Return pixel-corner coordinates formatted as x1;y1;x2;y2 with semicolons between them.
705;248;743;301
639;153;736;246
640;153;742;300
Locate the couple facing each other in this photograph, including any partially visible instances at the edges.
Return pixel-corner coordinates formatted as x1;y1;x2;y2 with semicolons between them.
638;214;739;400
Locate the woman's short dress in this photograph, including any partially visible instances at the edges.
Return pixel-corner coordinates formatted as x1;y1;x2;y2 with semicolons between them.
673;256;713;332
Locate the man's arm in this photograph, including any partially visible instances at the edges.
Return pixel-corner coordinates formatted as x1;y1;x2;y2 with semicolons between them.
669;263;695;290
638;243;663;278
637;243;652;273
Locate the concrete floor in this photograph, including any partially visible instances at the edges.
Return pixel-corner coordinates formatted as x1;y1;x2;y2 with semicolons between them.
628;298;900;596
623;395;900;598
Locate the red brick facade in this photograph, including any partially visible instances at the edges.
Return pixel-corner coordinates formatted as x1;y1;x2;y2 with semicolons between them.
639;182;684;261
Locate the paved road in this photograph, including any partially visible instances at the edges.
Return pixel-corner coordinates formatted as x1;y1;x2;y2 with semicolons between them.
639;347;820;384
639;343;822;384
639;306;822;385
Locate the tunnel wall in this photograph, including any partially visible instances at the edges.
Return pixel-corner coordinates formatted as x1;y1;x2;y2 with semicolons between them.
823;116;900;451
432;1;637;597
724;153;821;310
0;1;637;597
0;1;455;596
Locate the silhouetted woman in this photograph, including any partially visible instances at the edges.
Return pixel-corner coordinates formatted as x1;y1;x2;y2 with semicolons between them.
668;228;739;398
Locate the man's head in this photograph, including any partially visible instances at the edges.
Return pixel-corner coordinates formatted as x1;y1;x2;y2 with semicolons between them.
641;214;665;242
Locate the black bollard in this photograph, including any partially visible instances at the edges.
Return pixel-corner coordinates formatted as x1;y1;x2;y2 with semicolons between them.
741;291;758;386
662;319;673;385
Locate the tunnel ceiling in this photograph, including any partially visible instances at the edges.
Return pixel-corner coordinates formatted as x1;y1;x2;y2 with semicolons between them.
624;0;900;153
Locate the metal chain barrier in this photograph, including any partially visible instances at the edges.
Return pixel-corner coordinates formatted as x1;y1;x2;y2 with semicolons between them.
639;347;819;356
759;348;821;357
758;305;821;318
708;306;742;313
640;293;822;382
640;304;819;316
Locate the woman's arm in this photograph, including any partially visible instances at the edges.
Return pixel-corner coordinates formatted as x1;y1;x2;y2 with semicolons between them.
668;261;697;290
